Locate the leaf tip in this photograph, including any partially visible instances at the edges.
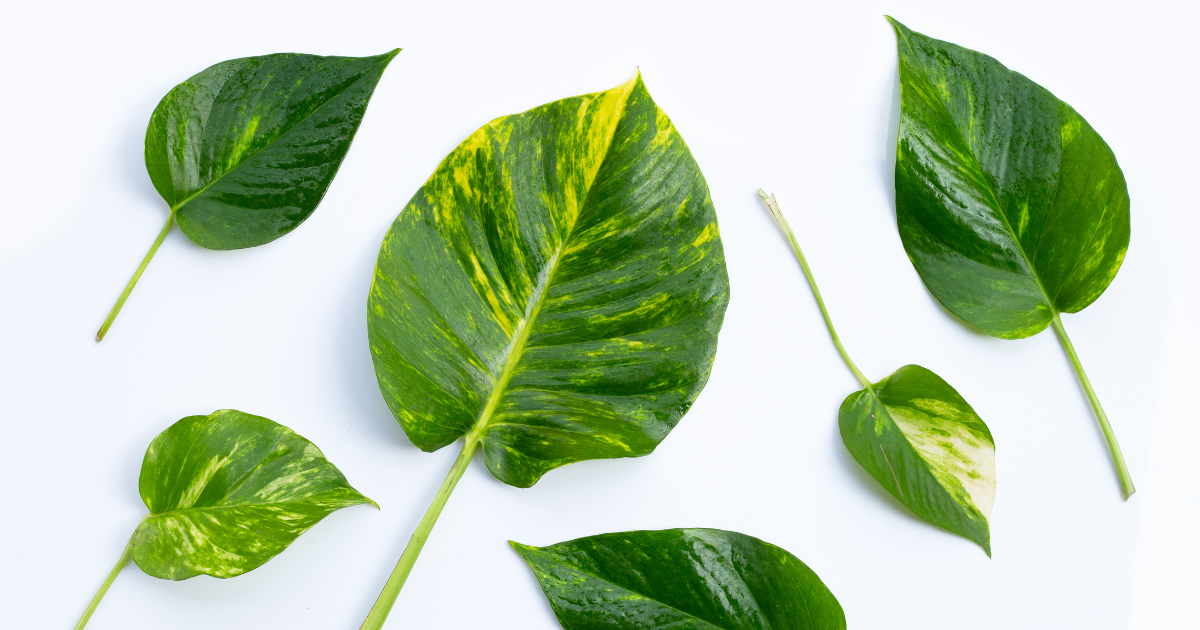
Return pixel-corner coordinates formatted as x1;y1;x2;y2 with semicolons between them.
756;188;770;200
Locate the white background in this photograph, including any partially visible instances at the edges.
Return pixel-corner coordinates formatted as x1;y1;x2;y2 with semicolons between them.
1;1;1196;628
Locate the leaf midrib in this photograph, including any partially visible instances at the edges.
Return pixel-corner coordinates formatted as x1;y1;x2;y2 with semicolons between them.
902;37;1059;318
165;51;396;213
462;83;634;445
146;489;360;521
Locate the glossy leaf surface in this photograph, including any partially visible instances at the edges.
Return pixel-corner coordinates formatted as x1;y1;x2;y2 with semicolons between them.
368;74;730;488
131;409;374;580
147;50;398;249
513;528;845;630
891;17;1128;339
840;365;995;554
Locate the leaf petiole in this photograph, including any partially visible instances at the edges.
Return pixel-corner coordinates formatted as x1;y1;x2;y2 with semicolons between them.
96;208;177;342
74;533;133;630
359;434;480;630
757;190;872;390
1050;313;1135;500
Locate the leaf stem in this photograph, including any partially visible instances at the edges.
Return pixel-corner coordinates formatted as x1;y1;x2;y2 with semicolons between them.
1050;312;1135;500
73;534;133;630
757;190;872;390
96;209;177;342
359;435;480;630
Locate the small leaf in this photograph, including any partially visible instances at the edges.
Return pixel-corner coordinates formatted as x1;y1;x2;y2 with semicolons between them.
147;50;400;249
512;528;845;630
131;409;374;580
888;17;1134;498
840;365;995;554
98;49;398;341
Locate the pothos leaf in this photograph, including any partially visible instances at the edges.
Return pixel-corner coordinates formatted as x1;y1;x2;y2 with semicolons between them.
888;17;1134;499
73;410;373;629
97;50;399;341
840;365;995;554
759;191;995;555
359;74;729;629
368;73;729;487
132;409;375;579
512;528;845;630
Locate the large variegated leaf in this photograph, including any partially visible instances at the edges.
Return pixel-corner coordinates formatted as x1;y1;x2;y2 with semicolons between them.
840;365;995;554
890;17;1128;338
131;409;374;580
513;528;845;630
889;17;1134;499
97;50;398;341
368;74;729;488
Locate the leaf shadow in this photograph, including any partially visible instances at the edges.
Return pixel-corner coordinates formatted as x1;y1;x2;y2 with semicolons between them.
118;98;168;217
334;227;418;452
927;288;995;340
831;417;929;529
877;60;901;227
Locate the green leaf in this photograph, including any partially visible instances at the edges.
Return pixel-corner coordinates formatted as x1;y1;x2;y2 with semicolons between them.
758;191;995;555
840;365;995;554
132;409;374;580
72;411;372;630
149;49;399;249
368;73;729;486
512;528;845;630
888;17;1134;499
359;74;729;629
890;19;1127;338
98;49;399;341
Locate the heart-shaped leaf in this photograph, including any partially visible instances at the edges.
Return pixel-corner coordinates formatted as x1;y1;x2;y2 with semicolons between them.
759;191;995;554
840;365;995;554
97;50;399;341
512;528;845;630
360;74;729;629
73;410;373;629
888;17;1133;498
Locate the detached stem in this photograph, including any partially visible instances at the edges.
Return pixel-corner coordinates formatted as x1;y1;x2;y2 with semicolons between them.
359;435;480;630
96;209;177;342
758;190;872;390
1050;313;1135;500
73;534;133;630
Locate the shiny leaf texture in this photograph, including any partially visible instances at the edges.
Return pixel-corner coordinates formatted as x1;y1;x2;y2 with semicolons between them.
840;365;995;554
147;49;399;249
367;74;730;488
512;528;845;630
890;18;1128;339
131;409;374;580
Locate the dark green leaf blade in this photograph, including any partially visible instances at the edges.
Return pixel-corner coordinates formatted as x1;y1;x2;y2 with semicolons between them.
889;17;1129;339
131;409;374;580
839;365;995;554
367;74;730;488
145;49;399;250
513;528;845;630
